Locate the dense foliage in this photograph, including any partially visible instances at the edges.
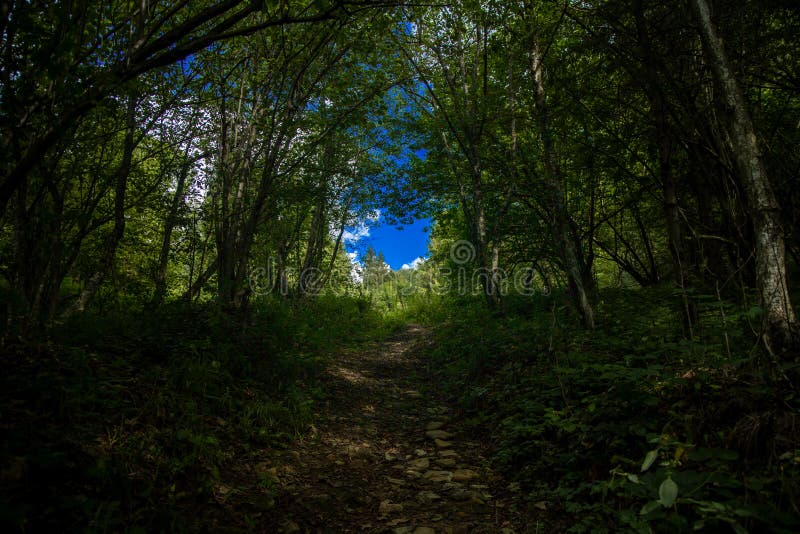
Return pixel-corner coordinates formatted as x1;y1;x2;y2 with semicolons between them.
408;292;799;532
0;297;402;530
1;0;799;531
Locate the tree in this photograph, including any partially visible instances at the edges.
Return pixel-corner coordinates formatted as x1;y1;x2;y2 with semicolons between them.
523;0;595;328
0;1;368;220
690;0;798;354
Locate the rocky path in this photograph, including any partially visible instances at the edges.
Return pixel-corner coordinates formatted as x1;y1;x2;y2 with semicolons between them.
256;324;525;533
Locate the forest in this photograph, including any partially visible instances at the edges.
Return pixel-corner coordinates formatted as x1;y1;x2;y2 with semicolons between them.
1;0;799;532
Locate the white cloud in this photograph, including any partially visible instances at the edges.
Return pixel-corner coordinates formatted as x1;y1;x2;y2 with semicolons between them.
341;209;381;245
347;252;363;283
342;222;370;244
401;257;426;270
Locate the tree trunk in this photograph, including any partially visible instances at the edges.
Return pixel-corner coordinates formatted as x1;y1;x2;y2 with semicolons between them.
690;0;798;354
473;170;500;309
64;95;137;316
183;256;218;301
530;32;594;329
152;154;192;305
299;195;327;295
659;106;696;337
320;190;354;288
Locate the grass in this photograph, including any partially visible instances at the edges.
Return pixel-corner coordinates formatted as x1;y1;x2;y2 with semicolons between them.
0;295;400;532
2;287;798;532
405;288;800;533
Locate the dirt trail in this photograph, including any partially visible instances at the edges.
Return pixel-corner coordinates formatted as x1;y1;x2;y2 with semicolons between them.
255;324;525;533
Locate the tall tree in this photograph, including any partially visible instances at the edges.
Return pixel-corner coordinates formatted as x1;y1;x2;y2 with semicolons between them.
690;0;798;354
524;1;595;328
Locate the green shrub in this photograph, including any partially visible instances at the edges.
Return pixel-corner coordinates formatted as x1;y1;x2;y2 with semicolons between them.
413;288;800;533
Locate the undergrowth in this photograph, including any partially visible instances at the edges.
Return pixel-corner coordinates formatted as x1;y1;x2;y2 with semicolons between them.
407;288;800;533
0;295;400;531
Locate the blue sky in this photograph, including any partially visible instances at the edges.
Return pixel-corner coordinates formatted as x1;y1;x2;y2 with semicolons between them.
345;215;431;270
341;82;431;271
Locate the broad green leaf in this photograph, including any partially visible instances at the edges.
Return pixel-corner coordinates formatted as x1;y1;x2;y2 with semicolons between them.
640;500;660;515
641;449;658;472
659;477;678;507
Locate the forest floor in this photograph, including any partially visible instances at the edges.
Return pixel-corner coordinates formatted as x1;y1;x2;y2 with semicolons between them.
239;324;528;533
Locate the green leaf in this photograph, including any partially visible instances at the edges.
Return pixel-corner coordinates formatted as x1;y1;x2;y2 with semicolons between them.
640;500;661;515
658;477;679;507
641;449;658;472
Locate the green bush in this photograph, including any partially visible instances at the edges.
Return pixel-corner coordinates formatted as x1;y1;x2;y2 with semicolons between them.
0;296;394;531
412;288;800;533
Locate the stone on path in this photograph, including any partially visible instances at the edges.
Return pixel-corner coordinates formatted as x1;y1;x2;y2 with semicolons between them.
434;438;452;448
425;421;445;430
452;469;478;482
450;488;480;501
379;500;404;514
407;458;430;470
393;528;436;534
423;470;453;483
416;490;441;503
425;430;454;440
281;519;301;533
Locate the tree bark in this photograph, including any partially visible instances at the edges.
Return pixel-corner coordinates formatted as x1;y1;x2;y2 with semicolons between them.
153;153;193;305
690;0;798;354
530;31;595;329
320;190;354;289
299;194;327;295
183;256;218;301
64;96;138;316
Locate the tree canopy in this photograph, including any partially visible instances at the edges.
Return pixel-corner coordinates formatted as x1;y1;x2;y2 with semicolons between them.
2;0;800;531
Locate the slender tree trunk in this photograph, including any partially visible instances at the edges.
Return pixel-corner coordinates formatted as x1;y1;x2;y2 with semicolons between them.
152;155;192;305
214;91;238;308
690;0;798;354
632;207;659;284
183;256;218;301
491;243;502;303
634;2;697;334
273;240;289;297
299;195;326;295
320;190;354;288
658;103;696;337
473;169;500;308
64;95;137;316
530;32;594;328
188;211;197;294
